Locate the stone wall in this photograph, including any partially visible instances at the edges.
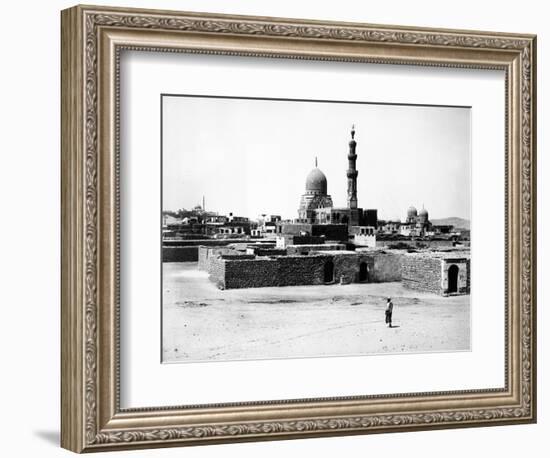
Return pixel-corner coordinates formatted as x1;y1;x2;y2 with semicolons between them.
287;243;345;256
210;251;404;289
332;253;363;284
277;223;348;241
197;244;472;292
162;246;199;262
207;255;226;289
371;252;403;282
441;258;470;295
311;224;348;241
224;258;279;289
164;238;245;247
376;239;455;249
276;235;325;248
163;238;246;263
198;246;236;271
249;248;287;257
273;256;327;287
219;255;327;289
401;255;443;294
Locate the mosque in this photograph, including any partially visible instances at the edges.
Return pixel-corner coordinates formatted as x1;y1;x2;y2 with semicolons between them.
400;205;432;236
174;125;469;295
296;125;377;228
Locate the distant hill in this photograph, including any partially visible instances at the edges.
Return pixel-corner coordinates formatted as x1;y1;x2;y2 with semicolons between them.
431;217;470;230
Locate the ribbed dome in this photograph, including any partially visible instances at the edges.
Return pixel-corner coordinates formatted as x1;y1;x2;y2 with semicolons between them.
305;167;327;194
407;206;418;218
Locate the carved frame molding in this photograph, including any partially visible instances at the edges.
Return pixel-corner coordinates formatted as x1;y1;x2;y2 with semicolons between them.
61;5;536;453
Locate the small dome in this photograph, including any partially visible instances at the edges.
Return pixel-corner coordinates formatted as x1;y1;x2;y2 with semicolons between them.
407;206;418;218
305;167;327;194
419;207;428;216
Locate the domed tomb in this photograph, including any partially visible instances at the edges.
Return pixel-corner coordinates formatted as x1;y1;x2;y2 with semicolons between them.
305;167;328;194
297;162;333;223
419;207;429;221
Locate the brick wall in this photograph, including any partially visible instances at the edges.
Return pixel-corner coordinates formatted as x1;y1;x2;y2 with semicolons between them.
371;252;403;282
311;224;348;241
287;243;345;255
332;254;361;283
198;246;237;270
162;246;199;262
441;258;470;295
197;243;415;290
221;255;329;289
224;258;280;289
207;256;226;289
163;238;250;263
401;255;443;294
275;255;326;286
163;238;245;247
216;251;404;289
376;239;455;249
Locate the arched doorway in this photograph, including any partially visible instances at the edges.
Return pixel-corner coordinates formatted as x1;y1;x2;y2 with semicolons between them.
448;264;459;293
359;262;369;282
324;260;334;283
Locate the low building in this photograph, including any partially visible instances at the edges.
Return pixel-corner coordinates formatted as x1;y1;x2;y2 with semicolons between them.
401;251;470;296
198;246;403;289
378;220;401;234
353;226;376;247
197;243;470;297
276;234;326;249
276;222;349;242
287;243;346;256
216;226;246;235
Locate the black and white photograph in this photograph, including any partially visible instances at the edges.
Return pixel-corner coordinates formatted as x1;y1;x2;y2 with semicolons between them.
161;95;472;363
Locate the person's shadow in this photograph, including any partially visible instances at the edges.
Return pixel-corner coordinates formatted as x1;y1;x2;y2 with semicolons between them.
34;430;59;446
389;325;401;328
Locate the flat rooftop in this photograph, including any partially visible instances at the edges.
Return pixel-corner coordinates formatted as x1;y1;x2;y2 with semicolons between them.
311;250;357;255
405;250;471;260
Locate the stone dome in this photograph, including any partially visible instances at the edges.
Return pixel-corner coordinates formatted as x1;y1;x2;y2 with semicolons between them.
305;167;327;194
407;206;418;218
418;207;429;221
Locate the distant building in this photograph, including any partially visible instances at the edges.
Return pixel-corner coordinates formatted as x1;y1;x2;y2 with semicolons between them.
228;213;249;223
296;162;334;223
295;126;376;228
404;205;431;236
353;226;376;247
379;220;401;235
162;214;182;227
206;215;228;224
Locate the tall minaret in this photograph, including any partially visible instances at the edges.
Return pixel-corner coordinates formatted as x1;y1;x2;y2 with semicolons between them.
347;125;358;209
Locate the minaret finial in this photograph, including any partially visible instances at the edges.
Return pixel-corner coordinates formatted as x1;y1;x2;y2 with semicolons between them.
347;125;358;210
315;157;318;168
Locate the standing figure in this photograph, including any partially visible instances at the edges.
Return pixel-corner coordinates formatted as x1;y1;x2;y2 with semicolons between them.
385;297;394;328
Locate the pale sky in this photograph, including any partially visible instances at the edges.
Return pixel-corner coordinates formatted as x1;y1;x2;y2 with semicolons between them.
162;95;471;221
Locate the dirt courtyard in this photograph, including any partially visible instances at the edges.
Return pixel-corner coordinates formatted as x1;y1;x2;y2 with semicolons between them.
162;262;470;363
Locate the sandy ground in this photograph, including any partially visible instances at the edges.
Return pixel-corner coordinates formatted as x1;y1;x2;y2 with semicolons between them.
163;262;470;363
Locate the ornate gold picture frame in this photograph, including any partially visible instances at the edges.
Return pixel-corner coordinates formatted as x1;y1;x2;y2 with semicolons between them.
61;4;536;453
